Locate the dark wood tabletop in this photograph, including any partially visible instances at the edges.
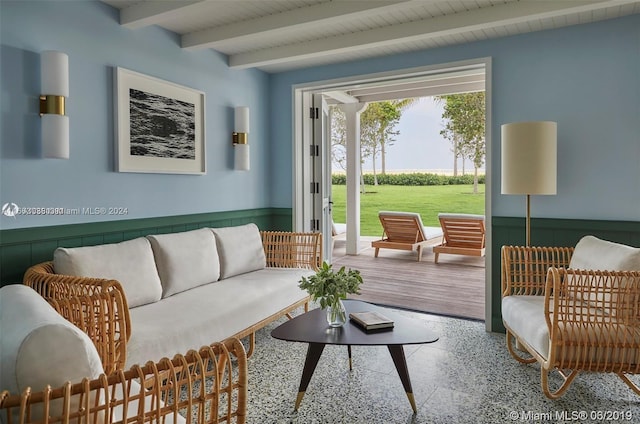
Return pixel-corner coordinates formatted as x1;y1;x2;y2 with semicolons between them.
271;299;438;346
271;299;439;413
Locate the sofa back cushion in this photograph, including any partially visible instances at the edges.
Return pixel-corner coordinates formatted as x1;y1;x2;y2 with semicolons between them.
569;235;640;318
0;285;105;421
147;228;221;298
53;237;162;308
211;223;266;279
569;235;640;271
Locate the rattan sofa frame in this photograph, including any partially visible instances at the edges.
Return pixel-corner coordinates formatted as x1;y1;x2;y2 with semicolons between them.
501;245;640;399
0;337;247;424
23;231;321;370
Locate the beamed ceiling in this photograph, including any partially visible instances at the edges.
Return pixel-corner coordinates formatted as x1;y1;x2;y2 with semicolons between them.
102;0;640;73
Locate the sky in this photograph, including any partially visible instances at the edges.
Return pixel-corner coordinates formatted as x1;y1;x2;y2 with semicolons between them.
333;96;483;174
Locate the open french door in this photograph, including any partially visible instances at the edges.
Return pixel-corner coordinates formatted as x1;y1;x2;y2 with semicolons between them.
311;93;333;262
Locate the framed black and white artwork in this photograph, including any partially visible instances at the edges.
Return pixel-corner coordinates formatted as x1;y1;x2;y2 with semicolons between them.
114;67;206;174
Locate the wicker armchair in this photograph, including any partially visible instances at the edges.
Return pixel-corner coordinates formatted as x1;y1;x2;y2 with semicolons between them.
501;244;640;398
0;337;247;424
23;231;321;367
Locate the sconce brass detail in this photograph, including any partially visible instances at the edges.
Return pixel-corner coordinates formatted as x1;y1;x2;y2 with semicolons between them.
232;132;248;145
40;95;66;116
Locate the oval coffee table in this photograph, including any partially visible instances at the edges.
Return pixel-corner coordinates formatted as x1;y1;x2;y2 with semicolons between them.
271;299;438;413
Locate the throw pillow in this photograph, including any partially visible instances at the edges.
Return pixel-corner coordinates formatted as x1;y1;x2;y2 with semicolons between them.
54;237;163;308
211;223;266;279
147;228;220;298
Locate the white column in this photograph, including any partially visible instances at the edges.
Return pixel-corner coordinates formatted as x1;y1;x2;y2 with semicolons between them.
338;102;367;255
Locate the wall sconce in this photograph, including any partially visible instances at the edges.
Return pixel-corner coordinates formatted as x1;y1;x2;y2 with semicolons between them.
501;121;557;246
40;50;69;159
232;106;250;171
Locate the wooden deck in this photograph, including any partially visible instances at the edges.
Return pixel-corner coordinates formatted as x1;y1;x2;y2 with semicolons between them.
333;237;485;321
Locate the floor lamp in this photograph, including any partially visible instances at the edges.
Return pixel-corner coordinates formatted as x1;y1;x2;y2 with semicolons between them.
501;121;557;246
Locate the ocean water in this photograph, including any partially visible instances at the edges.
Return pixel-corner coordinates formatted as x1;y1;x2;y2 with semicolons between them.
129;88;196;159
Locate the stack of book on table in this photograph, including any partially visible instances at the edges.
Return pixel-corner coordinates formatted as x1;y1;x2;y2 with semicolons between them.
349;311;394;331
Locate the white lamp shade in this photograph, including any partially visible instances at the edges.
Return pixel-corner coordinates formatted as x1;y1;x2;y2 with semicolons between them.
501;121;557;195
234;106;250;133
41;51;69;97
42;114;69;159
234;143;250;171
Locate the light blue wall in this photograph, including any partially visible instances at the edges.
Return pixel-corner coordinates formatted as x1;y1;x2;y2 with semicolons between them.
1;1;270;230
270;14;640;222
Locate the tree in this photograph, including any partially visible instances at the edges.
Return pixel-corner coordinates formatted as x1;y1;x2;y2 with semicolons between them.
436;92;485;193
376;99;416;175
331;99;415;188
330;107;347;171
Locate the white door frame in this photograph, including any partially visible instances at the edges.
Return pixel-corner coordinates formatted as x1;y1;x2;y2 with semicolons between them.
292;57;493;331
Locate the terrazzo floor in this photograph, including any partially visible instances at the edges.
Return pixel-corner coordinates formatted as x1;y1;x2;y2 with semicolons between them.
243;305;640;424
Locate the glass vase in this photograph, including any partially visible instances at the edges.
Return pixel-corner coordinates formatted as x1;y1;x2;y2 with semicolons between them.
326;299;347;327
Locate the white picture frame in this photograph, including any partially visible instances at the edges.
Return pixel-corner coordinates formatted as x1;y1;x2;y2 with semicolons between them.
114;67;206;174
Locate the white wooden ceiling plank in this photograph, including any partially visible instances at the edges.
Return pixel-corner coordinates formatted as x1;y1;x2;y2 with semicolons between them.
182;0;419;49
228;1;627;69
119;0;205;29
348;74;485;97
355;82;486;103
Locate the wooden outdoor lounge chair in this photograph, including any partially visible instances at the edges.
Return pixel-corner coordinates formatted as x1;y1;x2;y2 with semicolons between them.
433;213;486;263
371;211;443;261
332;220;346;238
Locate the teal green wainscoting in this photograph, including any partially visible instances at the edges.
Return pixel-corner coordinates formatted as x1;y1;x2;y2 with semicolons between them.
0;208;293;286
491;216;640;332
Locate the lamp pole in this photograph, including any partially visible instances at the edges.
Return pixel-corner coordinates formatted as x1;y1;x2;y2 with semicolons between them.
526;194;531;247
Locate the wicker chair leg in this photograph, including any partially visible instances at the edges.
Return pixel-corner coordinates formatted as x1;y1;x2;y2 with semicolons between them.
541;368;580;399
506;331;536;364
617;373;640;396
246;332;255;358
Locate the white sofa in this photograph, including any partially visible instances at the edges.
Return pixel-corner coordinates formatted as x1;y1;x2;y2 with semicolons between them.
24;224;319;369
0;285;247;424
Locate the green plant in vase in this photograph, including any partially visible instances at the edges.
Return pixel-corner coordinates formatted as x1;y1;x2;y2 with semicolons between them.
299;261;363;327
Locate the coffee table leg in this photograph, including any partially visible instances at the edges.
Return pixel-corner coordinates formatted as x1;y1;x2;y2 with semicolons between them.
347;344;352;371
387;345;417;413
294;342;325;411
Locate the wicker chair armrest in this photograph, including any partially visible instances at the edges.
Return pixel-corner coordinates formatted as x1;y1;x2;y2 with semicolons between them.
544;267;640;371
501;245;574;297
261;231;322;270
49;291;128;375
0;337;248;424
23;261;132;345
545;267;640;325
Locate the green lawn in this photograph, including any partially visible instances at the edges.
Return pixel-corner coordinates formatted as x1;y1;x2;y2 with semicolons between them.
331;184;485;236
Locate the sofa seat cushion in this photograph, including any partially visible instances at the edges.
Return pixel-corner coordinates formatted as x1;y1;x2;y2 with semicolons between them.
502;295;640;366
211;224;266;279
0;285;105;421
54;237;162;308
125;268;313;367
148;228;220;298
502;295;550;358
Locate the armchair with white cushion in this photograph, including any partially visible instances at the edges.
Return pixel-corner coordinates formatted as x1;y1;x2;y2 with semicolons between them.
501;235;640;398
